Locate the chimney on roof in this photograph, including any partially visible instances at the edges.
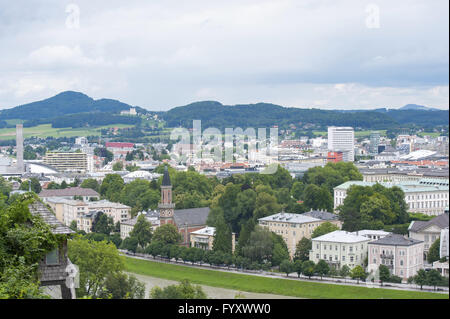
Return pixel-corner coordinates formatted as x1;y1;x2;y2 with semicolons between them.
16;124;24;173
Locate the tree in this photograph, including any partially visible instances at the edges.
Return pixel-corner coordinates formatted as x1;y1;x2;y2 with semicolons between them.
339;184;408;231
212;215;233;254
129;214;153;248
80;178;100;192
0;194;60;299
350;265;367;284
120;236;139;253
152;224;181;245
94;147;113;164
279;260;294;276
314;259;330;280
101;273;145;299
426;269;442;291
19;178;41;193
271;234;290;267
294;237;312;262
293;260;303;278
301;260;315;278
241;226;274;263
69;220;78;232
119;180;160;211
311;222;340;238
150;279;207;299
303;184;333;212
100;174;124;202
0;177;12;197
427;239;441;264
112;162;124;171
252;191;281;221
126;164;140;172
68;237;125;297
290;181;304;201
91;212;114;235
378;264;390;286
413;269;427;290
339;265;350;278
302;162;363;194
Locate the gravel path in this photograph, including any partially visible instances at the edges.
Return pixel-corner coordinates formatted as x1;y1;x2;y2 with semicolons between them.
127;272;301;299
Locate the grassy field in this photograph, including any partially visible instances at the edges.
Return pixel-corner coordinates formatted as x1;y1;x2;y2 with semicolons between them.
0;123;136;140
417;132;443;138
125;257;448;299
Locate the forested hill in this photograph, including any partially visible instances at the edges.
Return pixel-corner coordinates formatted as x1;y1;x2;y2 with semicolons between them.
1;92;448;130
162;101;449;130
0;91;146;120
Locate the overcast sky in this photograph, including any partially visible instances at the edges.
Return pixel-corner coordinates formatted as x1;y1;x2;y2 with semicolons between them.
0;0;448;111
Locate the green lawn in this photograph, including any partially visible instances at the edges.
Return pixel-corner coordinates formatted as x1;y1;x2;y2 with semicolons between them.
125;257;448;299
0;123;135;140
417;132;444;138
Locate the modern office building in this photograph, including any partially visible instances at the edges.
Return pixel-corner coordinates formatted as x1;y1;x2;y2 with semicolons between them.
43;152;88;172
327;127;354;162
369;131;381;154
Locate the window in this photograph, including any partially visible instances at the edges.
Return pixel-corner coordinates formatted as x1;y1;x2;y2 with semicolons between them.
350;256;354;262
45;248;59;265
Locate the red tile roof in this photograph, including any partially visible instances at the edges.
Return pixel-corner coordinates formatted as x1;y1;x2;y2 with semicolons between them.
105;142;134;148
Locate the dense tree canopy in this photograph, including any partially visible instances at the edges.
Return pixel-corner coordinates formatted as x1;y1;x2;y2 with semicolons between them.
68;237;125;298
0;194;61;298
339;184;408;231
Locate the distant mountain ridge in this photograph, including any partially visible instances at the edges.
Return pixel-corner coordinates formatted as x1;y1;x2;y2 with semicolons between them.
0;92;448;130
0;91;146;121
399;104;440;111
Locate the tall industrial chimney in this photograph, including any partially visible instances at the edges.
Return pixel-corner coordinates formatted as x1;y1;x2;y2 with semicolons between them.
16;124;24;173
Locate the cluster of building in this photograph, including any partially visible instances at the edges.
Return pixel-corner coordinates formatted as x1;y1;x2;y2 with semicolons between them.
259;210;449;281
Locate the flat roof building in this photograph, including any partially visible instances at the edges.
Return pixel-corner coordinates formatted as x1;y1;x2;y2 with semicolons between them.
43;152;88;173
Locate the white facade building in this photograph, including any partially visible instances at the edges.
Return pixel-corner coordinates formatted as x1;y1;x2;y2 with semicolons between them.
327;127;354;162
309;230;370;269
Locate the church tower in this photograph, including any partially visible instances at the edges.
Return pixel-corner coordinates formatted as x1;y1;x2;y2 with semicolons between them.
158;166;175;225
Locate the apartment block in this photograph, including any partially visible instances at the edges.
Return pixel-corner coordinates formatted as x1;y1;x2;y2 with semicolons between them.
368;234;424;281
258;212;325;258
309;230;370;269
43;152;88;172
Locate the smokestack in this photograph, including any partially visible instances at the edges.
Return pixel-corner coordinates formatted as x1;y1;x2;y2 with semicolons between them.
16;124;24;173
